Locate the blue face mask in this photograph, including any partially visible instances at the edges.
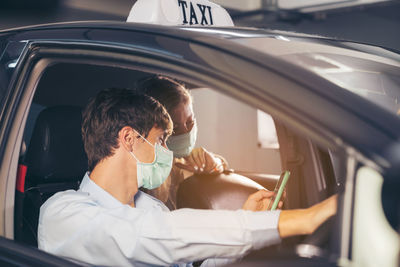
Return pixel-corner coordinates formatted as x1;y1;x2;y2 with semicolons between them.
130;131;173;190
166;122;197;158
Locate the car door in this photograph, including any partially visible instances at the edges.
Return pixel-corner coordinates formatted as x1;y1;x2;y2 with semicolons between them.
1;25;398;266
0;31;337;245
0;236;83;267
0;39;89;266
0;40;29;239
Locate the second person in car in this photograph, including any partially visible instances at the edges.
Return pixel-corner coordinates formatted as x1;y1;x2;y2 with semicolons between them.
136;76;229;210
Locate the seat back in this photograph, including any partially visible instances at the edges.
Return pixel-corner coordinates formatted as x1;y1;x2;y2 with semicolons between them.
177;172;265;210
15;106;88;246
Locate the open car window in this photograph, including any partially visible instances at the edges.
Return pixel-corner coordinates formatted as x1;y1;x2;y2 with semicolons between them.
11;58;340;262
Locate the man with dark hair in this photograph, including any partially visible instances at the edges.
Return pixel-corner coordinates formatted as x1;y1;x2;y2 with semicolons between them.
38;88;337;266
81;87;172;172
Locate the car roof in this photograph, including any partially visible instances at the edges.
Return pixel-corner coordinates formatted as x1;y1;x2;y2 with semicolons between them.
1;21;400;172
2;20;398;51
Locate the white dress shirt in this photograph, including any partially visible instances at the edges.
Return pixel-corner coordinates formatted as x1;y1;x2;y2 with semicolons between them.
38;173;281;266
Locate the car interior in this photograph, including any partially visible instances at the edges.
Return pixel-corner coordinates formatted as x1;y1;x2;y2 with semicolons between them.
13;61;340;262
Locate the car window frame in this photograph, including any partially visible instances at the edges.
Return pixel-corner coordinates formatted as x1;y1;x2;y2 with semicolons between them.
0;40;380;265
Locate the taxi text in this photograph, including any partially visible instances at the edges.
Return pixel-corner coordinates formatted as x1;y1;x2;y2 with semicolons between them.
178;0;214;26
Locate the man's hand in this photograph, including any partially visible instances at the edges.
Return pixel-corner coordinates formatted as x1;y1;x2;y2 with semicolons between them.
278;194;338;238
175;147;224;174
242;190;284;212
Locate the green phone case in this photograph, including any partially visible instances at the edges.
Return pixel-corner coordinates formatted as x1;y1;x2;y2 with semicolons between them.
268;171;290;211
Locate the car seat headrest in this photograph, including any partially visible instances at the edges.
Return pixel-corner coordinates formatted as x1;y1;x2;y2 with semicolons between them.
25;106;88;184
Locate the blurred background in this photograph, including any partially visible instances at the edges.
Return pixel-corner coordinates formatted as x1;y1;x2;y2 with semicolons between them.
0;0;399;50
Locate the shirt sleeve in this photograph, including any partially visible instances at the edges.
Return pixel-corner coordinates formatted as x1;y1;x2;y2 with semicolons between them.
137;208;281;264
39;192;281;266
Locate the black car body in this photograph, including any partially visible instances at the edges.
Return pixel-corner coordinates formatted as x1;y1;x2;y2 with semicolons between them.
0;21;399;266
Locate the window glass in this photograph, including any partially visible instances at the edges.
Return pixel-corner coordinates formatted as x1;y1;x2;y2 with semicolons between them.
0;41;28;109
232;37;400;117
257;109;279;149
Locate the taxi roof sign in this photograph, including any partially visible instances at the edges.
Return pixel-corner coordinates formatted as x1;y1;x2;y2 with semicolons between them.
127;0;234;27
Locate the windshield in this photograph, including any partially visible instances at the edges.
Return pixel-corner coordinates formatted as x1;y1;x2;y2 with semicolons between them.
232;36;400;116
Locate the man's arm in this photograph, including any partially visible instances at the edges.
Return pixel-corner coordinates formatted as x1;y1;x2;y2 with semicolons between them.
39;191;282;266
40;190;335;266
243;191;337;238
278;195;337;237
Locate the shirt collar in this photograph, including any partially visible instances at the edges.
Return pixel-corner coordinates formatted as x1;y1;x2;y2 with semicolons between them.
79;172;126;209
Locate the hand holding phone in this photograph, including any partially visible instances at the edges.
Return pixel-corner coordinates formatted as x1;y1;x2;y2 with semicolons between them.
267;171;290;211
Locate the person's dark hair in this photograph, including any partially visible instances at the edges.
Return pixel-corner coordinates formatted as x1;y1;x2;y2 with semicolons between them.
82;88;172;171
135;75;191;114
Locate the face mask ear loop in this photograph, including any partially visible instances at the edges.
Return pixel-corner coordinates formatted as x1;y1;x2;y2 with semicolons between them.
132;129;154;148
129;151;140;162
126;131;140;162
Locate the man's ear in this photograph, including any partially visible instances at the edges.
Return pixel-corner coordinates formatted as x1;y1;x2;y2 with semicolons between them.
119;126;137;151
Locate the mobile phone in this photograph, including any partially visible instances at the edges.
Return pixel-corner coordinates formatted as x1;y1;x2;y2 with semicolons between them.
267;171;291;211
